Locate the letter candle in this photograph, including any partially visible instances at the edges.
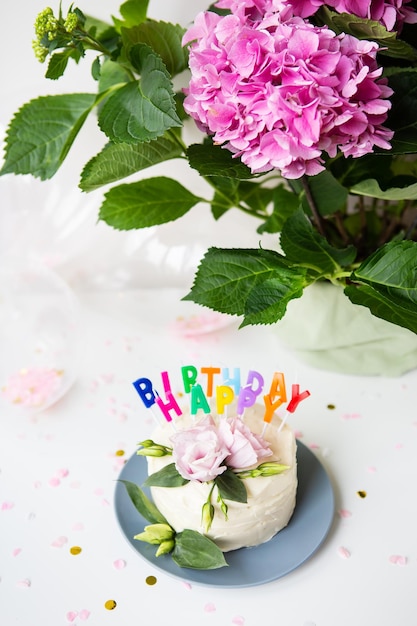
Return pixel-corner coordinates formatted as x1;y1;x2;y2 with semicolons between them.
133;366;310;430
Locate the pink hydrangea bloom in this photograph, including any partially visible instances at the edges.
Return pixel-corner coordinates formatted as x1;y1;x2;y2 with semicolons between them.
215;0;417;31
218;417;272;469
183;11;393;178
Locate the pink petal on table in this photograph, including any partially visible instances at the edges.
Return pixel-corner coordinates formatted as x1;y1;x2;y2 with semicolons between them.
16;579;31;588
338;546;351;559
79;609;90;620
389;555;407;566
204;603;216;613
66;611;78;622
113;559;126;570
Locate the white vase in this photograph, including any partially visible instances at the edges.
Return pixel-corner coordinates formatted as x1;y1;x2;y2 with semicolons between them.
274;283;417;376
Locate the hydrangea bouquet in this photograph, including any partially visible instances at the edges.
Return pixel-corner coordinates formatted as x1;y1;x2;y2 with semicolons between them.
2;0;417;332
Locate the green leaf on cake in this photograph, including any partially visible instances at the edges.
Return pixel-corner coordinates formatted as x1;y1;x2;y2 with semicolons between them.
0;94;96;180
172;529;228;569
144;463;190;488
215;469;247;503
120;480;168;524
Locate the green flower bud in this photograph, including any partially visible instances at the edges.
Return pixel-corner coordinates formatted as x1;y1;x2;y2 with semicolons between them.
155;539;175;557
137;440;172;457
64;12;78;33
137;447;167;457
257;462;289;477
134;523;174;545
220;500;228;521
201;502;215;533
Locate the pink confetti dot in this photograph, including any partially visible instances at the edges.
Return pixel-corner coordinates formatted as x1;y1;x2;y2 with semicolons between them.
389;555;407;566
204;603;216;613
338;546;351;559
58;468;69;478
49;477;61;487
182;581;192;591
341;413;362;420
79;609;90;621
113;559;126;570
12;548;22;557
16;579;31;588
338;509;352;519
66;611;78;622
232;617;245;626
1;501;14;511
367;466;377;473
51;536;68;548
72;522;85;531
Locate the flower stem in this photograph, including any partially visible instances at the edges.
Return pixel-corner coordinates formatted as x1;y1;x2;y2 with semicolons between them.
301;175;326;237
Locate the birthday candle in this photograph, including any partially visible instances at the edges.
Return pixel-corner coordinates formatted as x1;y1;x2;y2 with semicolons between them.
263;372;287;423
216;385;234;415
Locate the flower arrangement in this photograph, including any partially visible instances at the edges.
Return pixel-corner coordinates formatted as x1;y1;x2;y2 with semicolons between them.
122;414;289;569
2;0;417;332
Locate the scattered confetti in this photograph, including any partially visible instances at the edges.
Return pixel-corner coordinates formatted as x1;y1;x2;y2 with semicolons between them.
1;367;63;408
232;616;245;626
70;546;82;555
58;468;70;478
338;546;351;559
49;477;61;487
367;466;377;473
16;578;31;588
113;559;126;570
115;449;125;457
72;522;84;531
327;404;336;410
341;413;362;420
204;603;216;613
145;575;157;586
389;555;407;566
12;548;22;557
357;490;367;499
79;609;91;620
104;600;117;610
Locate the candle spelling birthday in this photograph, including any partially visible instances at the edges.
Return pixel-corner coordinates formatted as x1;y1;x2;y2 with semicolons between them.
132;366;310;424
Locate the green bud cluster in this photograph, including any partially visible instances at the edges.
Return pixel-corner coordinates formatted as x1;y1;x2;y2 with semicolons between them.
134;523;175;557
236;462;289;479
136;439;172;457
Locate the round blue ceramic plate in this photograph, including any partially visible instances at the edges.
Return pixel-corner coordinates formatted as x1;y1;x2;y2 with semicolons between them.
114;440;334;587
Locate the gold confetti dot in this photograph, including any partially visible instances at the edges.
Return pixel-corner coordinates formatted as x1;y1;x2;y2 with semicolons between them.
70;546;82;555
105;600;117;610
146;575;157;586
327;404;336;410
357;490;367;499
115;450;125;457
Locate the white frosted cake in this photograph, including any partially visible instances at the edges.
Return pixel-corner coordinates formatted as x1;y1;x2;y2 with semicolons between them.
146;403;297;552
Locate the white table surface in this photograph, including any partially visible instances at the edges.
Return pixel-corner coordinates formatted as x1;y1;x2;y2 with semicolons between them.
1;2;417;625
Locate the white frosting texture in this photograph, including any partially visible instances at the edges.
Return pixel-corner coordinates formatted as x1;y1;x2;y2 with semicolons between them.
147;404;297;552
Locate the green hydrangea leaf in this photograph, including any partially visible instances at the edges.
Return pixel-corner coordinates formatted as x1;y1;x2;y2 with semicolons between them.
184;247;309;326
318;8;417;61
0;93;96;180
122;21;188;76
99;177;201;229
120;480;168;524
350;178;417;200
301;171;348;217
45;50;72;79
98;44;181;143
215;469;247;503
280;208;357;274
119;0;150;26
172;530;228;569
144;463;189;488
187;143;254;180
346;240;417;334
257;184;300;234
386;71;417;154
80;136;183;191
